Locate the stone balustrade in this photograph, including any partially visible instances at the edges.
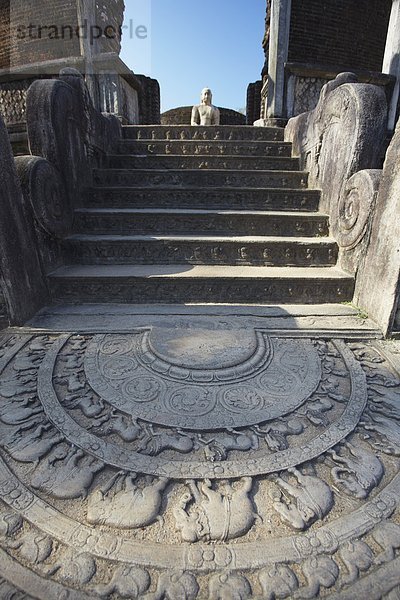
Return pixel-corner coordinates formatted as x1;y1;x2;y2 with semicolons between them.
0;67;123;325
284;71;400;335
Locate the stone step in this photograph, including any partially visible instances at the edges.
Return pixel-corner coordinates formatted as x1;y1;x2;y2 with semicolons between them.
122;125;285;142
118;139;293;157
83;187;321;212
48;264;355;305
67;235;338;267
73;209;329;237
92;169;308;189
107;154;300;171
29;303;382;337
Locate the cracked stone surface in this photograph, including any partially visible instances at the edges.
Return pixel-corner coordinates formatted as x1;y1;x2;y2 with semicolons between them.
0;314;400;599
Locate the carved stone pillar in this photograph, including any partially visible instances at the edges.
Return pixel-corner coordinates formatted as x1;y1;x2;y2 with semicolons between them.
77;0;99;110
266;0;292;119
383;0;400;130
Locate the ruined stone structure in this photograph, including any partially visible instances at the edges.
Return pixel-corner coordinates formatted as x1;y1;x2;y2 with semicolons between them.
0;62;398;332
0;2;400;598
0;0;123;69
0;0;160;141
249;0;395;124
246;80;262;125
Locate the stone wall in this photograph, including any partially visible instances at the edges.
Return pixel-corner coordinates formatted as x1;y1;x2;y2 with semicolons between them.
0;57;153;127
0;1;125;71
261;0;393;72
258;0;393;122
288;0;392;71
96;0;124;54
0;1;79;70
0;2;156;126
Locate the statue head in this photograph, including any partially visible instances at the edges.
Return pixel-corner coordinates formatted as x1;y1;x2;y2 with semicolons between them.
201;88;213;106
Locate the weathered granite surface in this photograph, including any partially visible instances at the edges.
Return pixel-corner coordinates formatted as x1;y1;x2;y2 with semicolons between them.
285;73;387;215
0;114;48;325
15;155;68;277
283;72;400;335
334;169;383;277
26;68;122;213
354;116;400;336
282;71;400;337
27;303;381;338
0;312;400;598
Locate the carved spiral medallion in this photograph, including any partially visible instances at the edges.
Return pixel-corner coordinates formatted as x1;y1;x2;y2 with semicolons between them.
332;170;382;249
15;155;74;237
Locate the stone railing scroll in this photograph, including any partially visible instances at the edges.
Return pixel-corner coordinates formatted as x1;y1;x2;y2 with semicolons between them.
26;68;122;213
284;73;399;334
353;121;400;336
0;67;124;326
0;115;49;325
335;170;382;277
15;156;69;276
285;73;387;215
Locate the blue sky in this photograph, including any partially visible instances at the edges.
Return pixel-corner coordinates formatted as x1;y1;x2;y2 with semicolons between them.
120;0;266;113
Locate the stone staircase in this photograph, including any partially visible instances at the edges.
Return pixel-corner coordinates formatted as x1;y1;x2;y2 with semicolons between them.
49;125;354;305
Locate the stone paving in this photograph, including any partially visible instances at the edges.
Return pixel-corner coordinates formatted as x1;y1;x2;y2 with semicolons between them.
0;307;400;599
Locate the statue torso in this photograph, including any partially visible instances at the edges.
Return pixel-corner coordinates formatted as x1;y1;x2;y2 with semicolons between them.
192;104;220;126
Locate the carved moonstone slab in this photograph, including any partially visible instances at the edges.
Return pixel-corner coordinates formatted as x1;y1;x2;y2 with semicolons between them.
0;332;399;599
34;334;368;479
84;330;322;430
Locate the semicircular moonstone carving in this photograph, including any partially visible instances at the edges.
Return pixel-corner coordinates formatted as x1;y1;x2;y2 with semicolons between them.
84;331;322;430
